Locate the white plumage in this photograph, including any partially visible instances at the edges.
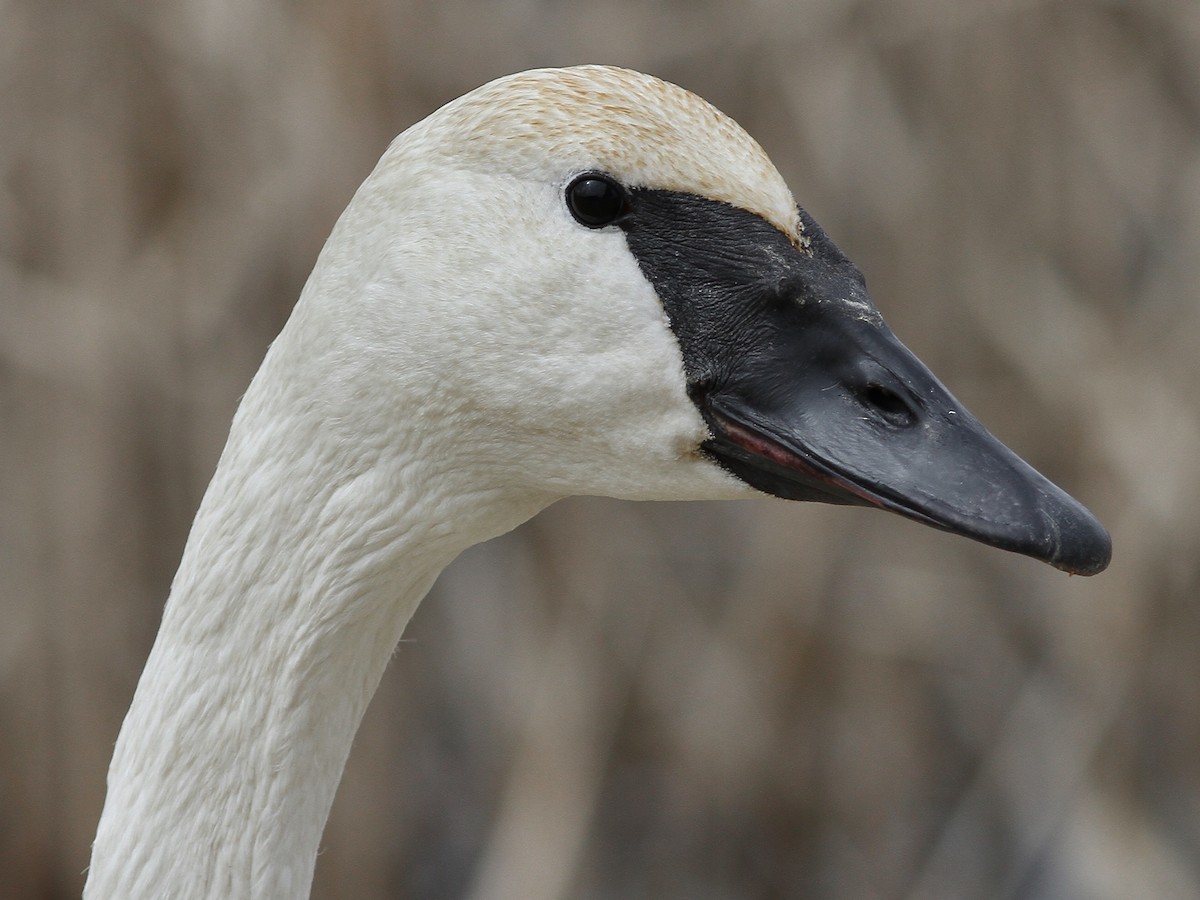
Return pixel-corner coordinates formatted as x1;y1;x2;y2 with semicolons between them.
84;66;1108;899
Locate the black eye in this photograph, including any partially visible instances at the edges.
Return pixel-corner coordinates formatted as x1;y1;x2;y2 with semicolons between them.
566;174;629;228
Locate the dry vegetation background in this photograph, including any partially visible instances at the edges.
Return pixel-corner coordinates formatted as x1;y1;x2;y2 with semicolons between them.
2;0;1199;897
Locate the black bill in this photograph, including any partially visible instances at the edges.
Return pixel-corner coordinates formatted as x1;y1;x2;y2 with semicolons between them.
621;189;1111;575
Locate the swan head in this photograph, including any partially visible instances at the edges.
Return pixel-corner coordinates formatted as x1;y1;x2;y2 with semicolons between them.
290;66;1110;575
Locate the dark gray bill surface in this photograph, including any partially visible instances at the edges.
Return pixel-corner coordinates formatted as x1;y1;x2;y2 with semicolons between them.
618;188;1111;575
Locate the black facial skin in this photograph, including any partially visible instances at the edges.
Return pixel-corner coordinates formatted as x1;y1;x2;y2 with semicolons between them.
614;188;1111;576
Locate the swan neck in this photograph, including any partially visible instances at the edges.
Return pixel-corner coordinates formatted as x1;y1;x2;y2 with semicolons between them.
84;355;548;899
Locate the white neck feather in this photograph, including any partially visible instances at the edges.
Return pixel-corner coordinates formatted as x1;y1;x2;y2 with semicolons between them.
85;329;550;897
85;67;756;899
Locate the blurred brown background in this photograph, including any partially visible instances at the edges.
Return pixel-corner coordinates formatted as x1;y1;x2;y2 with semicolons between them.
3;1;1198;898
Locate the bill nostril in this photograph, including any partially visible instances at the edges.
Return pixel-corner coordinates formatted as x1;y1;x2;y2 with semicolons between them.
857;382;918;427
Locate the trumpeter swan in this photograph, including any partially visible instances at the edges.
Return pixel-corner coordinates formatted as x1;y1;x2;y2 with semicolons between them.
84;66;1110;899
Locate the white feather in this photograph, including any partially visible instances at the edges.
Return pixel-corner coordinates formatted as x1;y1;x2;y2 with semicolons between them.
85;67;773;899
